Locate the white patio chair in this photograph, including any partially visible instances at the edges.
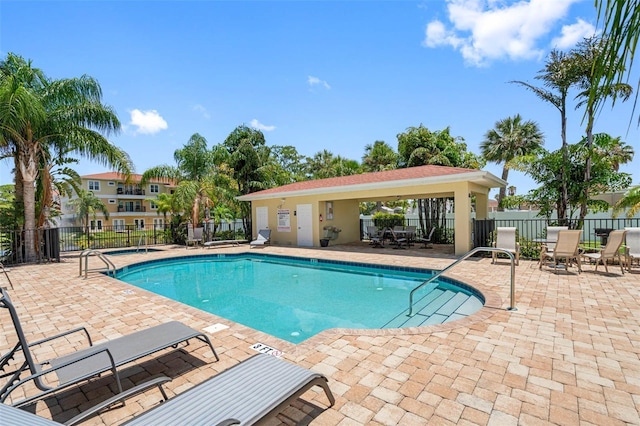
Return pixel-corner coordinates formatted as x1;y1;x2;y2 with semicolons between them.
583;229;626;274
492;227;519;266
625;227;640;271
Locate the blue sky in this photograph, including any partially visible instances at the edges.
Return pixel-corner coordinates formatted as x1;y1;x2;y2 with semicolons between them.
1;0;638;198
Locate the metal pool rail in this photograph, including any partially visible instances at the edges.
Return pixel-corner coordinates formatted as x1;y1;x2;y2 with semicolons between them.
408;247;516;316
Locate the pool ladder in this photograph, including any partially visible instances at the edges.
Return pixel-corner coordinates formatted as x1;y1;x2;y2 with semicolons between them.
137;232;148;253
79;249;116;279
408;247;516;316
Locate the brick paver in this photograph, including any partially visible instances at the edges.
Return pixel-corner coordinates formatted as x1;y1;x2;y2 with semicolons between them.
1;242;639;425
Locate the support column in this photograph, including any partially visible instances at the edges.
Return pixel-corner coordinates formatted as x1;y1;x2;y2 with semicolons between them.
454;186;472;255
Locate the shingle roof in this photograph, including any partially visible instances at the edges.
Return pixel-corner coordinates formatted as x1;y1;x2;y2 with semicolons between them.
238;165;505;200
82;172;174;185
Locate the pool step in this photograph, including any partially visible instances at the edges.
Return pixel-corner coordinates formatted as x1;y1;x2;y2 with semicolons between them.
383;289;483;328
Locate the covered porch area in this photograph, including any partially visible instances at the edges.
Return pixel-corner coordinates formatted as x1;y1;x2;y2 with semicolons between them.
238;165;505;255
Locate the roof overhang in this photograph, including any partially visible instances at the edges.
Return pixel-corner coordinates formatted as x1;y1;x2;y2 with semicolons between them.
237;170;506;201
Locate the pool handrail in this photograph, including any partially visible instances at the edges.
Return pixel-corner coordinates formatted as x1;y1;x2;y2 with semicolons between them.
408;247;516;316
79;249;116;279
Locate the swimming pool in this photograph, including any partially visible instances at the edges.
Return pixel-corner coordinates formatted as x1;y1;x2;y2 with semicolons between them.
105;248;163;256
115;254;483;343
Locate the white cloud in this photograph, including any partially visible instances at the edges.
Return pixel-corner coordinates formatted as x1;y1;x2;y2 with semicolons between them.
128;109;168;134
551;18;597;49
192;104;211;120
307;75;331;90
250;119;276;132
424;0;583;66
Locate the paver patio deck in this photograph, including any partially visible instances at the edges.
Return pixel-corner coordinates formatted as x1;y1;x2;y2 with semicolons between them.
1;243;639;425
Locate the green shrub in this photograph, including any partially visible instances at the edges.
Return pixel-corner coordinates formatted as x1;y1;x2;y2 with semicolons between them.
372;212;404;229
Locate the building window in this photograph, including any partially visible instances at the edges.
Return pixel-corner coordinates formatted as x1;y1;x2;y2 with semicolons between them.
134;219;145;230
108;199;116;204
113;219;125;232
90;220;103;231
149;184;159;194
88;180;100;191
150;201;158;210
153;218;164;228
108;181;115;186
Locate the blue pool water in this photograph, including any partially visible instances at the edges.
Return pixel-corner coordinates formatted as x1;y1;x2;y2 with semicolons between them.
106;248;162;256
115;254;483;343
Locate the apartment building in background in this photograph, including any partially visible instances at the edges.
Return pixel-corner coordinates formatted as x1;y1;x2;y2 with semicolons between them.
59;172;175;230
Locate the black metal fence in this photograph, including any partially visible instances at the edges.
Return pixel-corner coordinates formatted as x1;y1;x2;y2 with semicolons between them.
0;221;248;265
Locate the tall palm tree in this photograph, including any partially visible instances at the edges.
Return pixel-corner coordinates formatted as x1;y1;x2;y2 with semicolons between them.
571;37;633;220
480;115;544;211
69;189;110;228
512;51;581;223
0;53;132;260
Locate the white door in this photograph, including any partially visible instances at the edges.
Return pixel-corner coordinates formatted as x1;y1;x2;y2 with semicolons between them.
256;206;269;237
296;204;313;247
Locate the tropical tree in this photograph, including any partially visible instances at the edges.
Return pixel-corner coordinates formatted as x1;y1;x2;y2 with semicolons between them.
571;36;633;220
0;53;132;261
516;133;633;223
511;50;581;224
142;133;225;228
396;125;483;238
593;0;640;124
69;189;109;228
480;115;544;211
303;150;361;180
361;140;398;172
216;125;272;236
612;186;640;218
267;145;306;185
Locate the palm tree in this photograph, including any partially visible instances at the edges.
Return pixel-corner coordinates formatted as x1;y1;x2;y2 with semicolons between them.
142;133;229;227
69;189;109;228
512;50;581;223
0;53;132;260
572;37;633;220
480;115;544;211
613;186;640;218
593;1;640;124
362;141;398;172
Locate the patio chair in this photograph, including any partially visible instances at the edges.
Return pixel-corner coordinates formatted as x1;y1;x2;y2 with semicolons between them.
583;229;626;274
389;228;407;249
0;354;335;426
492;227;519;266
417;227;435;249
186;226;203;249
543;226;569;251
625;227;640;271
405;225;417;246
250;229;271;248
366;226;383;248
0;287;219;408
539;230;583;274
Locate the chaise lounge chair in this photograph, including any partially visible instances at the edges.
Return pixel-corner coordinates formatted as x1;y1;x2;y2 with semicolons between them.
250;229;271;248
0;288;219;409
186;226;204;249
0;353;335;426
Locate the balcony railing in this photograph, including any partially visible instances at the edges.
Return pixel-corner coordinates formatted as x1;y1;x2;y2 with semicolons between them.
117;206;146;212
117;188;145;195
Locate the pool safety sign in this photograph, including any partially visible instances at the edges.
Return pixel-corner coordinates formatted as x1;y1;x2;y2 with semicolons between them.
277;209;291;232
250;342;283;358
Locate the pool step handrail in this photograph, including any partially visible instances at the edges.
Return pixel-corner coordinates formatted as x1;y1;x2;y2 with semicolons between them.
408;247;516;316
137;232;148;253
79;249;116;279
